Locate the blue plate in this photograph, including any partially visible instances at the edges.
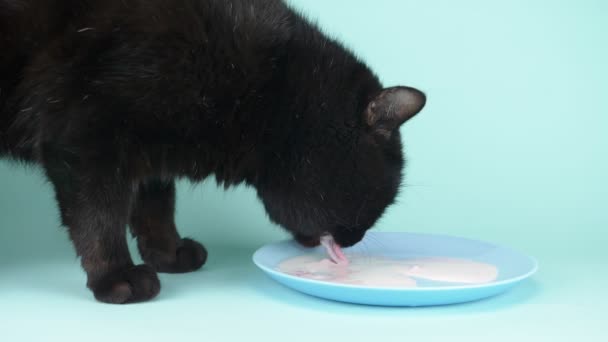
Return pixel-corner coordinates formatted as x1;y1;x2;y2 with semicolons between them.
252;232;537;306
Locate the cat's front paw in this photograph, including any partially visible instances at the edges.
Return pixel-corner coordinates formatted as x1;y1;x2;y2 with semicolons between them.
141;238;208;274
88;265;161;304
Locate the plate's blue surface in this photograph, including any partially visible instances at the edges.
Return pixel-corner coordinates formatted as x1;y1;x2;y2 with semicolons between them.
253;232;538;306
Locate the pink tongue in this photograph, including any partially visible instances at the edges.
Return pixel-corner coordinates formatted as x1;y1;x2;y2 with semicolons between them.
320;236;349;265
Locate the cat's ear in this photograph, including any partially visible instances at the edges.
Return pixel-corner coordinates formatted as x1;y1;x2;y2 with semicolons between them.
365;86;426;137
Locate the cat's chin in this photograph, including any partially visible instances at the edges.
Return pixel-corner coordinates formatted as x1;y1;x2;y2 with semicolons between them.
331;230;367;248
292;234;321;248
293;231;366;249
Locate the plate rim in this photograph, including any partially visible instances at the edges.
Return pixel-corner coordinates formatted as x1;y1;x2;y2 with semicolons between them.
252;231;538;292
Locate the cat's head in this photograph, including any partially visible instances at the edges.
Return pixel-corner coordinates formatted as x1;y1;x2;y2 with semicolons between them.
257;86;425;248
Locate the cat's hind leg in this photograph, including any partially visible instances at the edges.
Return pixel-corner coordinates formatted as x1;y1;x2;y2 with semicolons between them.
130;179;207;273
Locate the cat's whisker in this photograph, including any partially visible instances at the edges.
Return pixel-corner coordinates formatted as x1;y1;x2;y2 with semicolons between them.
363;233;387;258
358;238;373;263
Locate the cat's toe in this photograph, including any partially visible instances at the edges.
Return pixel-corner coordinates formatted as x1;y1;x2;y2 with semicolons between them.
89;265;160;304
172;238;208;273
143;238;207;274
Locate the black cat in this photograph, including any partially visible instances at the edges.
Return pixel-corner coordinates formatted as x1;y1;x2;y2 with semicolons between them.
0;0;426;303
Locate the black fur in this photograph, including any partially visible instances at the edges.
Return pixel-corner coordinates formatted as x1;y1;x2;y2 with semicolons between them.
0;0;426;303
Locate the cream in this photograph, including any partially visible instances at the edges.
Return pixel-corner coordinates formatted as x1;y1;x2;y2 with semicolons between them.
277;254;498;288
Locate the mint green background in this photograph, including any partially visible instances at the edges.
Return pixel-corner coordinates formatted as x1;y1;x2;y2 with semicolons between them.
1;0;606;341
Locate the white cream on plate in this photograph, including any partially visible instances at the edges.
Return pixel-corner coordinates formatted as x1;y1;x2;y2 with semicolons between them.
277;254;498;288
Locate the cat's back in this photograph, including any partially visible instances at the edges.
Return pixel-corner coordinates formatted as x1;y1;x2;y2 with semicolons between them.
1;0;293;83
1;0;77;157
1;0;295;158
1;0;294;102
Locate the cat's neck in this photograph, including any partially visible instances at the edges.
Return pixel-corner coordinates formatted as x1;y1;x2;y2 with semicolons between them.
182;18;380;189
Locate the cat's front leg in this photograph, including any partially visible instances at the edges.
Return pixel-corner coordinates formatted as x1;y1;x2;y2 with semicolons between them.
42;151;160;304
130;179;207;273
